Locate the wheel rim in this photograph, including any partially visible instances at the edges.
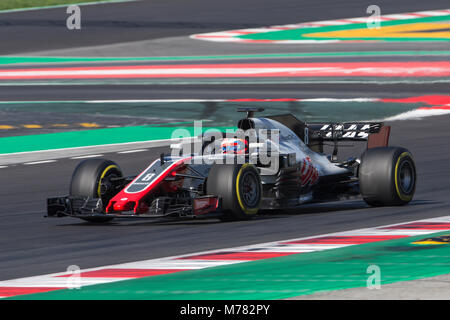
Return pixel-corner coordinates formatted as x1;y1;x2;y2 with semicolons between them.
240;171;260;208
98;167;121;210
398;159;415;194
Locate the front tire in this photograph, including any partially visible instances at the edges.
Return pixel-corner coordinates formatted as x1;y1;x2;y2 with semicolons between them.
207;163;262;221
359;147;416;206
70;159;123;222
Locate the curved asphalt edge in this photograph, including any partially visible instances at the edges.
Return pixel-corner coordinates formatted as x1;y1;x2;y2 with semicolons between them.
1;0;449;56
26;35;450;59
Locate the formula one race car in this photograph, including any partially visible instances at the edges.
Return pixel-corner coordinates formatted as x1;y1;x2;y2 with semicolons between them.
47;108;416;222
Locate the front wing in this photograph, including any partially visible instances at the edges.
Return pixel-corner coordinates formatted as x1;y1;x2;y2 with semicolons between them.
46;195;220;219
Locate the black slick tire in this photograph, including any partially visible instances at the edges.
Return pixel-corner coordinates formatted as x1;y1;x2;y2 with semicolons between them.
207;163;262;221
70;159;122;222
359;147;416;206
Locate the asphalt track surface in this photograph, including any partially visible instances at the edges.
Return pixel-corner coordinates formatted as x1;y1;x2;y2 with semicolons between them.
1;0;450;288
1;114;450;280
1;83;449;101
1;0;449;55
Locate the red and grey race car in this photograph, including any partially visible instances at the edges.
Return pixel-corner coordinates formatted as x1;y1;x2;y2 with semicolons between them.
47;108;416;222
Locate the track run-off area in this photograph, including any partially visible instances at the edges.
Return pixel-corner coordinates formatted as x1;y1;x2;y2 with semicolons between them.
0;0;450;300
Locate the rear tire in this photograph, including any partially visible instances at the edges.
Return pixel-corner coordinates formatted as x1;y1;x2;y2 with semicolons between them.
207;163;262;221
70;159;123;223
359;147;416;206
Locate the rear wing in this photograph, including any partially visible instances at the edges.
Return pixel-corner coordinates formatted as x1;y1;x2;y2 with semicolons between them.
263;114;390;159
306;122;383;143
264;114;386;143
307;122;391;159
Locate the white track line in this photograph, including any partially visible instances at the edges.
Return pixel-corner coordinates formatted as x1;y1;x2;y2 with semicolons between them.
0;277;130;288
70;154;104;159
384;108;450;121
23;160;57;165
117;149;148;154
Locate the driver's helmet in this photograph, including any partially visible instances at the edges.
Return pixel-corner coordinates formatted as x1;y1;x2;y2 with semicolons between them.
220;138;248;154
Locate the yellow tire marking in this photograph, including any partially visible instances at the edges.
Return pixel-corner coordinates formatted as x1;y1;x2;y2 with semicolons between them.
79;122;100;128
412;240;448;245
394;152;414;202
0;123;104;129
97;165;119;198
51;124;69;127
236;163;259;215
